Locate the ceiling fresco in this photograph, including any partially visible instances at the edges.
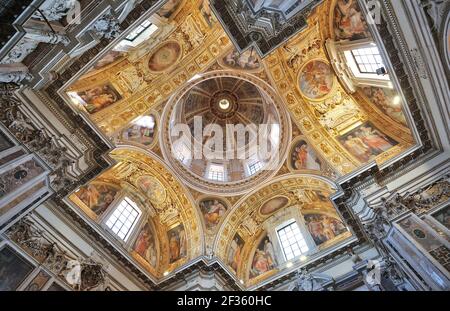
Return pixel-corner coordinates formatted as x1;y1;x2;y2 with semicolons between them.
63;0;416;288
70;147;204;278
215;174;352;286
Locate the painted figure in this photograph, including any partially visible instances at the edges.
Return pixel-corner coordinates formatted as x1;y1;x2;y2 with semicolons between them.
229;234;244;273
250;236;277;278
305;214;347;245
77;83;122;114
121;114;156;146
167;224;186;263
134;222;157;267
200;199;227;229
334;0;369;40
299;61;334;99
75;184;117;216
222;49;261;71
362;87;407;125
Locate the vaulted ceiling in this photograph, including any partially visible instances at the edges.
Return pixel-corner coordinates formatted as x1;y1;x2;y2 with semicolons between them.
62;0;416;288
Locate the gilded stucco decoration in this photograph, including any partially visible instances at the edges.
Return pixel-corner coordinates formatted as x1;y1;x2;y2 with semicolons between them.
69;147;204;278
60;0;420;288
263;2;414;173
214;174;352;286
67;0;232;136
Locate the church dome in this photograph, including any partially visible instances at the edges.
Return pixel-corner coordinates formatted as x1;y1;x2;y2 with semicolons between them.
160;71;291;196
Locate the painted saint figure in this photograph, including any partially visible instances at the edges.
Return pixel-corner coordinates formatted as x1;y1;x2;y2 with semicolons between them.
362;87;407;125
291;140;322;171
305;214;347;246
299;60;334;99
222;49;261;71
250;236;277;278
339;122;397;163
334;0;369;40
343;134;371;162
167;224;186;263
76;83;122;114
75;184;117;216
200;199;227;229
358;126;394;153
229;234;244;273
134;222;157;267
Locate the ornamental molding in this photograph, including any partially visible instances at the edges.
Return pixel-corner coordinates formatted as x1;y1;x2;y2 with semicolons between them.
0;84;76;191
7;217;111;291
90;9;122;40
291;268;334;291
211;0;323;57
368;174;450;226
31;0;79;22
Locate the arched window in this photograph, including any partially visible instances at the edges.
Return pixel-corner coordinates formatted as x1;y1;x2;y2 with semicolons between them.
105;197;141;242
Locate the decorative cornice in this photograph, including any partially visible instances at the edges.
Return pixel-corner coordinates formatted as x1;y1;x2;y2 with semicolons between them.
40;0;163;198
6;217;111;291
2;0;446;291
0;0;33;46
211;0;323;57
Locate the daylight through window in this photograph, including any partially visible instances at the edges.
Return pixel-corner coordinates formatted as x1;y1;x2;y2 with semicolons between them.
277;220;309;261
105;197;141;241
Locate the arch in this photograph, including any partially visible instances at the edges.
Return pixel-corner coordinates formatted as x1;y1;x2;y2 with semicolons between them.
70;145;206;278
110;145;206;257
212;173;352;285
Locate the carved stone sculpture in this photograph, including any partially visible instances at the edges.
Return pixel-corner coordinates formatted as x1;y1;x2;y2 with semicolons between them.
8;218;109;291
0;83;75;190
91;10;121;40
31;0;78;22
